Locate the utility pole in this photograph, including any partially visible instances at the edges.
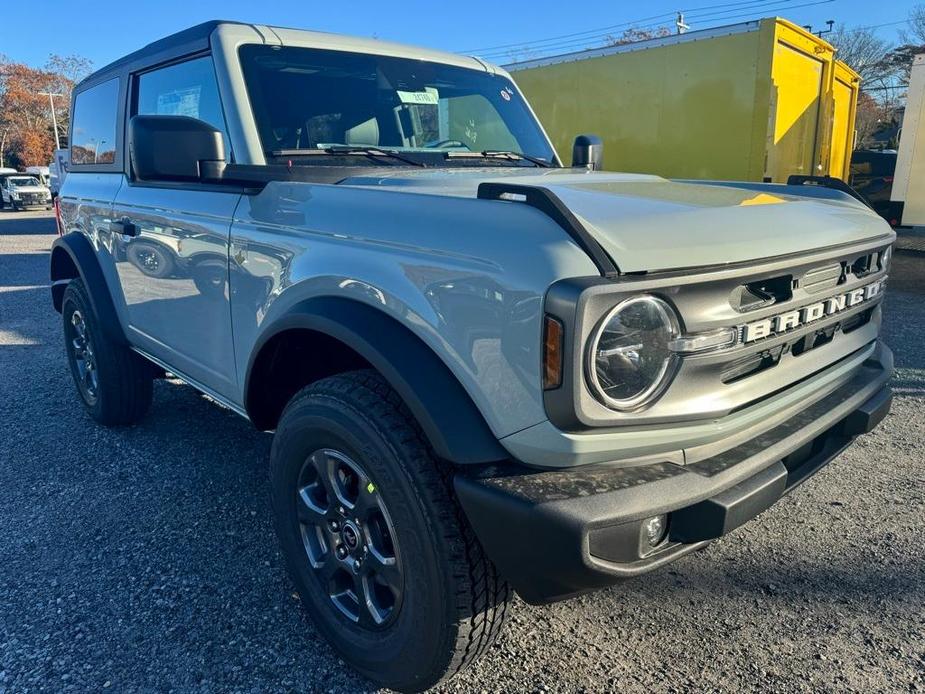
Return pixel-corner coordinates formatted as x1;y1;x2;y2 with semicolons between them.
676;11;689;34
816;20;835;38
38;91;63;149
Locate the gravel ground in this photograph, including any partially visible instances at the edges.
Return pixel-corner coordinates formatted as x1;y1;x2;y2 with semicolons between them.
0;211;922;693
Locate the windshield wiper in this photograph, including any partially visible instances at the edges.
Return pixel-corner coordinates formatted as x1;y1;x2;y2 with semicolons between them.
270;146;426;167
445;150;553;168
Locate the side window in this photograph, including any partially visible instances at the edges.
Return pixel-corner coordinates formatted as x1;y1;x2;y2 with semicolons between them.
71;79;119;166
136;56;231;159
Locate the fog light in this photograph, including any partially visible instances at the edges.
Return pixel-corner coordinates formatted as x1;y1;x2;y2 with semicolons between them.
641;514;668;550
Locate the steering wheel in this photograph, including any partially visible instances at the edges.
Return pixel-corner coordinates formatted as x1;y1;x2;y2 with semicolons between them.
425;139;470;149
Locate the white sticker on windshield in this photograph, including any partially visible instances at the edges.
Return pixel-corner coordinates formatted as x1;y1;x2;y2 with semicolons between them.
397;90;438;105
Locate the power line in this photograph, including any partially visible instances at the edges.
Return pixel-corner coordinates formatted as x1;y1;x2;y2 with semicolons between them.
856;20;909;31
459;0;788;54
482;0;835;61
481;0;835;59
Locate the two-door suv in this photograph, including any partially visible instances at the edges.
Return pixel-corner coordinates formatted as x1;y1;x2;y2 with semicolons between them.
52;20;895;692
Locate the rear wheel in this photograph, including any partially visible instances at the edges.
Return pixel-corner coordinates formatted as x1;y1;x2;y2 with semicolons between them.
126;241;174;278
62;278;153;425
270;370;510;692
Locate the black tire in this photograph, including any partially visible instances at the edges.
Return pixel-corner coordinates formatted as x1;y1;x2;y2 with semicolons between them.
61;278;153;425
191;258;226;297
270;370;510;692
126;241;174;279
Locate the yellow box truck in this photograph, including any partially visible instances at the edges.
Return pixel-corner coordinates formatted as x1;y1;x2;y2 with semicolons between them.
507;18;860;183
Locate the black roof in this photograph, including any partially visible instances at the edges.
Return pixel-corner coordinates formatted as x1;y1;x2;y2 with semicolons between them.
78;20;246;90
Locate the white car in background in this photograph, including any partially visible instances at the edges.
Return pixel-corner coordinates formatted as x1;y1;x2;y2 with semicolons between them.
0;174;53;210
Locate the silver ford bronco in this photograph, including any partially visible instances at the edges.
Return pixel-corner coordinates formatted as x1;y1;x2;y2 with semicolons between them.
51;20;895;692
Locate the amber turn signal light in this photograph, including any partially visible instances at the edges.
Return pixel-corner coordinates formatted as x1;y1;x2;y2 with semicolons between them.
543;315;563;390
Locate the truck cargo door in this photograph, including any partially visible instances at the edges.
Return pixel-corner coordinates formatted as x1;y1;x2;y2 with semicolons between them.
767;43;824;182
829;74;856;181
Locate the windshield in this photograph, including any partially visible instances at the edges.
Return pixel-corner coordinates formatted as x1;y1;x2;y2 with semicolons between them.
239;45;557;167
9;177;40;187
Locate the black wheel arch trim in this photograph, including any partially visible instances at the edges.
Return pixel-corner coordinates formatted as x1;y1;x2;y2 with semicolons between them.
245;296;509;465
50;232;127;345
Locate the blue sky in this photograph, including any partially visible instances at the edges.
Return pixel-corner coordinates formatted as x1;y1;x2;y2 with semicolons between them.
2;0;919;69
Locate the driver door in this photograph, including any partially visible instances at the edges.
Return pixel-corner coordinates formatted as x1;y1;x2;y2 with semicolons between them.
111;54;240;399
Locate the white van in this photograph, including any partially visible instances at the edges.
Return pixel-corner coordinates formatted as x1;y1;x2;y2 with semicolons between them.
26;166;51;186
891;54;925;228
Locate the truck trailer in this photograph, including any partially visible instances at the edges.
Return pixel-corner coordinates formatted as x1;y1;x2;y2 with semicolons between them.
891;53;925;229
506;18;860;184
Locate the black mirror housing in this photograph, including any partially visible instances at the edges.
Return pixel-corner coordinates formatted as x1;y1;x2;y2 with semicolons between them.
572;134;604;171
130;115;225;182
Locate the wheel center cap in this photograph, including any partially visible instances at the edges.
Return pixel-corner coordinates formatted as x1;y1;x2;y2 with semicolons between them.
341;522;360;550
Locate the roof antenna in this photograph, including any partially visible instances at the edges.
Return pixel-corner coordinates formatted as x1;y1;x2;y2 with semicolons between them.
676;11;690;34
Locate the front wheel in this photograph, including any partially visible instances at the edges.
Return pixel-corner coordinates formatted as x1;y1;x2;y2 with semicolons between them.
269;370;510;692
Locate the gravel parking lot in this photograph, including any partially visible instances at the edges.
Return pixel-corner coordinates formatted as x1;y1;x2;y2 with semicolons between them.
1;211;923;693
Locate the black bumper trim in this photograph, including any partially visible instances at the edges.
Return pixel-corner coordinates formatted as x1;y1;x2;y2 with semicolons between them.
455;350;892;605
669;462;788;543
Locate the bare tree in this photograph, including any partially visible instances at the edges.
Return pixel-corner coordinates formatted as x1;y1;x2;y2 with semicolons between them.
829;25;897;86
604;26;672;46
902;3;925;45
854;91;894;148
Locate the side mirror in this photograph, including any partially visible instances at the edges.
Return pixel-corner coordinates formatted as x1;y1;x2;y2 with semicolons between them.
572;134;604;171
130;115;225;182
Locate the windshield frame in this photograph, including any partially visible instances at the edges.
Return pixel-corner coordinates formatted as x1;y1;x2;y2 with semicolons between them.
236;44;561;169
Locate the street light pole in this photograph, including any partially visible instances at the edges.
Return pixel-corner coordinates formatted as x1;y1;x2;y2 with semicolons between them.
38;91;64;149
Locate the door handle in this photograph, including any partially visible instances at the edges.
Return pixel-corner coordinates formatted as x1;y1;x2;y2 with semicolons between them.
111;218;138;237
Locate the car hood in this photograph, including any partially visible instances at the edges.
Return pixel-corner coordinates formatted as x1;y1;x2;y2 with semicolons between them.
10;185;48;194
339;169;893;272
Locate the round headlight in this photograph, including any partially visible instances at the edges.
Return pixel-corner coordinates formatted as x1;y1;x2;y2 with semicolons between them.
587;295;679;410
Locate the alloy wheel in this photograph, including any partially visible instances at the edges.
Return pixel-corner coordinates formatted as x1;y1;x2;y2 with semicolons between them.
296;448;403;628
68;310;98;402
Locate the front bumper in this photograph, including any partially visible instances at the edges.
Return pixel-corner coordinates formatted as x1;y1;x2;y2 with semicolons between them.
11;199;52;208
455;343;893;604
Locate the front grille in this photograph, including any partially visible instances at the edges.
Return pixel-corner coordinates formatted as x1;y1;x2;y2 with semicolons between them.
801;263;842;294
561;236;893;429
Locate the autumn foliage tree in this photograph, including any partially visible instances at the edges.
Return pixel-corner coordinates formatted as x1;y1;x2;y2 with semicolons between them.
0;54;92;168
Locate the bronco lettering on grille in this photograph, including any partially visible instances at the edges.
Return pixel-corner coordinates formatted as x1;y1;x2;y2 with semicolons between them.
742;279;885;343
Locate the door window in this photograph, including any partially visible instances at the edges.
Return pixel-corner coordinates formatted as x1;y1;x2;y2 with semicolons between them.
71;78;120;166
136;56;231;160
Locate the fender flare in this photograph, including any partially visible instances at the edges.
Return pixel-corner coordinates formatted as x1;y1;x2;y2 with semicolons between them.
50;232;127;345
245;296;509;465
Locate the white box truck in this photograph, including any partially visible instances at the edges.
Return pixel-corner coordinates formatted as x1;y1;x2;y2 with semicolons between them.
892;54;925;229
